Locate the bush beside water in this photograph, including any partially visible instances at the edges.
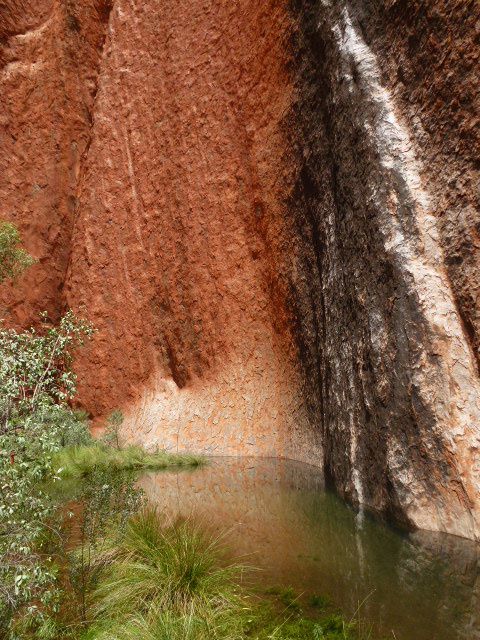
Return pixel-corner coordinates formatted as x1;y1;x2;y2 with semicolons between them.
0;223;383;639
67;506;379;640
0;221;205;638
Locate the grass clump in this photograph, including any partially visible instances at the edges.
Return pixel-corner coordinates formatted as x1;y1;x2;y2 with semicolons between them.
255;591;360;640
264;585;302;612
83;508;250;640
54;443;204;479
78;509;377;640
310;593;331;609
256;616;335;639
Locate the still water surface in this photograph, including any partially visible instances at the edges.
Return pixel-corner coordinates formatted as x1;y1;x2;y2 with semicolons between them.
140;457;480;640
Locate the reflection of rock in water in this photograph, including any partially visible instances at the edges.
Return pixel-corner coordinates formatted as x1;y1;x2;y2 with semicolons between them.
140;457;325;585
140;458;480;640
406;531;480;640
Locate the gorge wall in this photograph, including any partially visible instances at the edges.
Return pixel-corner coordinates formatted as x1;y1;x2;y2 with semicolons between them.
1;0;479;539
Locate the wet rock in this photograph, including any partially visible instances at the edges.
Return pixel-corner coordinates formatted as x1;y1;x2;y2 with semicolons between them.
287;0;480;539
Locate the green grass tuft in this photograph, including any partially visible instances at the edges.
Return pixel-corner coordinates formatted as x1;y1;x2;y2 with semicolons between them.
54;444;205;479
310;593;331;610
77;509;376;640
84;508;251;640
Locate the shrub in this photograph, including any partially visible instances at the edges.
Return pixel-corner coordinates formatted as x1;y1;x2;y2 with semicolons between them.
0;220;34;283
102;410;124;450
0;311;93;634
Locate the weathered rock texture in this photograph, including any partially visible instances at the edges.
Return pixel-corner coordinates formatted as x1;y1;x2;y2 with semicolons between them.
0;0;112;323
63;0;321;464
288;0;480;539
1;0;479;539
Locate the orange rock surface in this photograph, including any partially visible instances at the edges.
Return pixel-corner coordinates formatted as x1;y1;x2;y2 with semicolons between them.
63;0;320;463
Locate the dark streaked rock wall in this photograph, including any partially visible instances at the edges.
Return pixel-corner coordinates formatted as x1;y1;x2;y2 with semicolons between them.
287;0;480;538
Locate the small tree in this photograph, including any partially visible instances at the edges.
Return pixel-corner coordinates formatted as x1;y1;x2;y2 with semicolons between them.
0;221;34;284
0;221;94;635
0;312;93;634
102;409;124;450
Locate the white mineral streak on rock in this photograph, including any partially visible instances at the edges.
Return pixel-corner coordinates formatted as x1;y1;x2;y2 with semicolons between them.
327;5;480;539
349;374;364;510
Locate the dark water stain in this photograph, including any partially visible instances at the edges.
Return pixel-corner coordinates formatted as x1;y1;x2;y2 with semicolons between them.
140;457;480;640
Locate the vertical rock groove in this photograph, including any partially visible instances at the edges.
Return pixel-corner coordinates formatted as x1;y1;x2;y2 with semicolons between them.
65;0;322;465
0;0;115;324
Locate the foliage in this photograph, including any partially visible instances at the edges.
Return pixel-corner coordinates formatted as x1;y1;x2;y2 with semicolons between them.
264;585;302;612
0;312;93;636
310;594;331;610
8;467;144;640
256;615;352;640
77;509;377;640
55;443;204;479
0;310;93;428
102;410;123;449
61;468;145;637
253;586;362;640
0;220;34;283
0;222;380;640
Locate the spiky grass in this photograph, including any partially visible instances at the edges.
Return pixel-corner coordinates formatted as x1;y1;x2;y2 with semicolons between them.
70;510;377;640
83;508;251;640
54;444;204;479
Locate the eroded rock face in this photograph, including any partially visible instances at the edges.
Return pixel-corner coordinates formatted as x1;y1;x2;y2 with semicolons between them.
63;0;321;464
288;0;480;539
1;0;479;538
0;0;112;324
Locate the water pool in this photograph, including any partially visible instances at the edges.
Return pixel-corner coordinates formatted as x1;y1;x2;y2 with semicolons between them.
140;457;480;640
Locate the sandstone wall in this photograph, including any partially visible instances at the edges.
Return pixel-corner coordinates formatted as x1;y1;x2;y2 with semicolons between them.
63;0;321;464
0;0;112;324
288;0;480;539
1;0;479;539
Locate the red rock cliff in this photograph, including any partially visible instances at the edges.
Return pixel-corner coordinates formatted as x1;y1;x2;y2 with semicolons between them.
1;0;479;540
